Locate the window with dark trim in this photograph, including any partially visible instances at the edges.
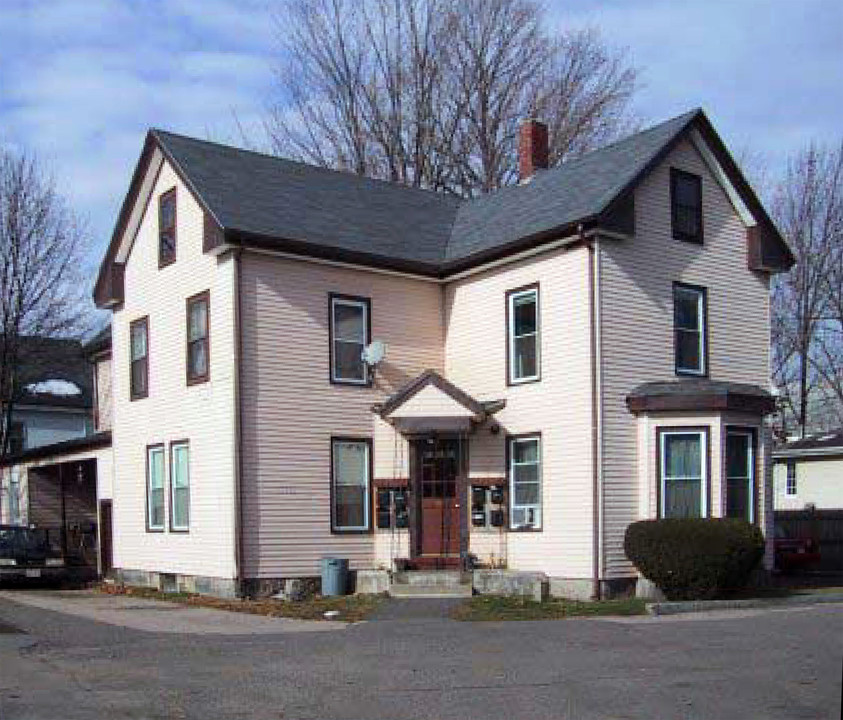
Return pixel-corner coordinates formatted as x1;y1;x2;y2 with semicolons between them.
331;438;371;532
146;444;166;531
329;294;370;385
158;188;177;267
7;421;25;455
671;168;703;243
170;441;190;531
786;460;797;496
506;285;540;385
130;317;149;400
674;283;707;376
186;291;210;385
658;428;708;519
509;434;541;530
725;429;755;523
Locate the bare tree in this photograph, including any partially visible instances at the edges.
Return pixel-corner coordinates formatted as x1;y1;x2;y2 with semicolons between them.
267;0;638;196
771;143;843;435
0;146;89;459
809;143;843;427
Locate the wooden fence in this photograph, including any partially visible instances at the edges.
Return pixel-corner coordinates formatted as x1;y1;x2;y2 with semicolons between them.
774;509;843;572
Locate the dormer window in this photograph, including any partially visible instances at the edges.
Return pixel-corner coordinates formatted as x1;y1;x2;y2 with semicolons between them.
159;188;177;267
671;168;702;243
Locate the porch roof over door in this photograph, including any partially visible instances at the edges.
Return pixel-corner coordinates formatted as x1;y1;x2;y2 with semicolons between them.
373;369;504;434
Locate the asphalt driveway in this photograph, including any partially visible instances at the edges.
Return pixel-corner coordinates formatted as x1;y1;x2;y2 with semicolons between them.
0;591;840;720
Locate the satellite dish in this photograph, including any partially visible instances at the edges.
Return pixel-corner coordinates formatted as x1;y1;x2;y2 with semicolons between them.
361;340;386;366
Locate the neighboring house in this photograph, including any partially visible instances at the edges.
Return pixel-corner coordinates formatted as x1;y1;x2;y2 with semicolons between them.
773;431;843;510
0;329;114;577
2;336;93;456
92;108;793;599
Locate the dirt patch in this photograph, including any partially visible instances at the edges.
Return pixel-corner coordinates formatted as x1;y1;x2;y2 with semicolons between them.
99;584;385;623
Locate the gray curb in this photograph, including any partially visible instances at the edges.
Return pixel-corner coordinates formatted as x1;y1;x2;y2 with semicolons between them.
648;593;843;616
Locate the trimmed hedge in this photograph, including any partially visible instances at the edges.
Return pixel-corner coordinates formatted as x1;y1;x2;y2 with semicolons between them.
624;519;765;600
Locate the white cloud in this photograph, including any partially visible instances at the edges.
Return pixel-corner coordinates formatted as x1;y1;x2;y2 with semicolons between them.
0;0;278;268
1;0;841;277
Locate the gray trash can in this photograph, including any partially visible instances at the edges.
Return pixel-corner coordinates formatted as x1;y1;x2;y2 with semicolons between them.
321;557;349;596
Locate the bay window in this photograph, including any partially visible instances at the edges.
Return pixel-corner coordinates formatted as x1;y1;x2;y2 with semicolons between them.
725;429;755;523
659;429;708;519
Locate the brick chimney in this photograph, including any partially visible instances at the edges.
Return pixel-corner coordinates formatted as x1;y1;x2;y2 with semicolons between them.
519;118;548;181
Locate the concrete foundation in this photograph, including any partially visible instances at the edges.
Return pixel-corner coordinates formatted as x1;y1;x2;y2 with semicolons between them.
472;570;548;602
549;576;639;601
114;568;239;599
356;569;390;595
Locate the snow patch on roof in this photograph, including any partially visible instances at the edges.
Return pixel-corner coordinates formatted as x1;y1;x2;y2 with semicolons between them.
25;379;82;397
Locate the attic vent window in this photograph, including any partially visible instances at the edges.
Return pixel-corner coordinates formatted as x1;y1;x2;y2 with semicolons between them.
159;187;177;267
671;168;703;243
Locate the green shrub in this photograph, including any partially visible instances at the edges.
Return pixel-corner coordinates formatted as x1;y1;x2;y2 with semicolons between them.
624;519;765;601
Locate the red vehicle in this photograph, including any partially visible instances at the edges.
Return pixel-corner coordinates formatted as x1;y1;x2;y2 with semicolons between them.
774;526;821;571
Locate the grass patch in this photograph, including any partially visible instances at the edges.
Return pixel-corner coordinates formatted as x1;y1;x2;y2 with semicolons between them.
453;595;647;622
98;583;384;622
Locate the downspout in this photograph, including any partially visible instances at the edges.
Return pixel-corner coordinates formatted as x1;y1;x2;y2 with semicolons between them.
587;229;604;600
233;249;245;596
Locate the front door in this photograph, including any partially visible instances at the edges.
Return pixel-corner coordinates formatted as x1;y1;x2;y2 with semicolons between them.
416;438;463;563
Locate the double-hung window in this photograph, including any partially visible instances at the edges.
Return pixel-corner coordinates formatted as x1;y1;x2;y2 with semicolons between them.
786;461;797;496
507;285;540;384
659;429;707;518
330;295;370;385
331;438;371;532
146;445;166;531
671;168;703;243
186;291;210;385
170;442;190;531
674;283;707;376
130;317;149;400
159;188;177;267
509;435;541;530
725;429;755;523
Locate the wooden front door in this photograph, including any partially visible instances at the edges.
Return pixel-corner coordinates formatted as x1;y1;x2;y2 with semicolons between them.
416;438;463;563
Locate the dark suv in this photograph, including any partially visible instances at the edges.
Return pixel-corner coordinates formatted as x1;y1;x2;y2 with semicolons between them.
0;525;65;581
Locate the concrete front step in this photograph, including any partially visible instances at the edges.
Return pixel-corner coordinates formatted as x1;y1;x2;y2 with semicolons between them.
391;570;471;587
388;583;473;599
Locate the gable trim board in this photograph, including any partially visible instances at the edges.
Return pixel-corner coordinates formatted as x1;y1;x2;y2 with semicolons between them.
94;109;794;309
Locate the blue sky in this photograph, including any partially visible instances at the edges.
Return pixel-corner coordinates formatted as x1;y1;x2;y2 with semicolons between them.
1;0;841;272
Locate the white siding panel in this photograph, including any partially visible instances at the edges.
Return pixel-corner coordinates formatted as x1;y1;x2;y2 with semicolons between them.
240;252;443;578
600;139;772;578
773;457;843;510
445;246;595;579
111;160;238;580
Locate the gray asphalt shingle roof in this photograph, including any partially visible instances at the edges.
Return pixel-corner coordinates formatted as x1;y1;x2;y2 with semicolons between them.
775;429;843;455
151;110;701;269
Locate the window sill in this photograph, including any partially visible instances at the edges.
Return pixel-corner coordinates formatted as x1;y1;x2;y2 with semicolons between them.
507;376;541;387
672;232;704;245
675;368;708;379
